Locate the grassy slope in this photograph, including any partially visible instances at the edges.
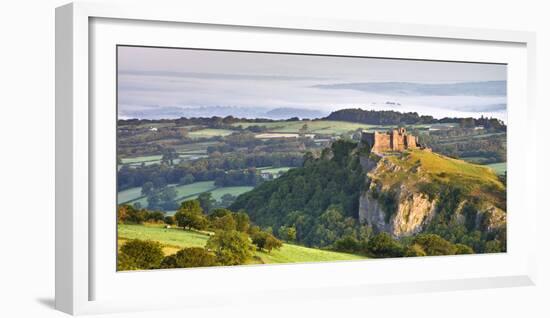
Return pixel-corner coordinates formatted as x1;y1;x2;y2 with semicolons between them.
118;224;365;264
379;149;506;208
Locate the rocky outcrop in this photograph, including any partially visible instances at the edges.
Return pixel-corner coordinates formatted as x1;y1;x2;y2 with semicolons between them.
358;185;437;237
357;152;505;238
391;191;437;237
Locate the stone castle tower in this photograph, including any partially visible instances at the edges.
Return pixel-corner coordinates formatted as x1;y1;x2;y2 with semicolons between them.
361;127;418;154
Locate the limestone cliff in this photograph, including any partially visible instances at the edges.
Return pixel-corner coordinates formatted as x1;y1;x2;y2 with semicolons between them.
358;149;506;238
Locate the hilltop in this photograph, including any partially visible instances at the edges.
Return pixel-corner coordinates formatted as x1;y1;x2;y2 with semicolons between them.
359;148;506;240
231;140;506;253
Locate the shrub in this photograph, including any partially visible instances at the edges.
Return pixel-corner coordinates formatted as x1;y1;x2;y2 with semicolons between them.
404;243;427;257
366;232;404;258
164;215;175;225
333;235;361;253
206;230;254;265
161;247;217;268
118;239;164;270
484;240;503;253
412;234;457;256
454;243;475;255
252;231;282;253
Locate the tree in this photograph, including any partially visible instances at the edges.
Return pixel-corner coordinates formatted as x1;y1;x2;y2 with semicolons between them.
198;192;215;213
174;200;207;230
233;212;250;233
366;232;404;258
206;230;254;265
333;235;361;253
160;247;217;269
211;214;237;231
277;225;296;242
118;239;164;270
412;234;457;256
179;174;195;185
141;181;154;196
164;215;175;225
161;147;179;165
251;231;282;253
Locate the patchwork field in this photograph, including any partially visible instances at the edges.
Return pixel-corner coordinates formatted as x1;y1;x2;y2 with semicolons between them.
233;120;445;136
187;128;235;139
258;166;293;175
118;181;254;208
118;224;366;265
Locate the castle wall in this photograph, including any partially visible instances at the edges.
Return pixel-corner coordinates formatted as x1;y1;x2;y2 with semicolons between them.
374;134;391;153
362;128;418;154
406;135;417;148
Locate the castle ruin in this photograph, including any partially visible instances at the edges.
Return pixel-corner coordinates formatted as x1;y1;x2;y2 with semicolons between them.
361;128;418;154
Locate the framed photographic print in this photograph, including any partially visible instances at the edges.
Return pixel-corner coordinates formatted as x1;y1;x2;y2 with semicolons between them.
56;2;537;315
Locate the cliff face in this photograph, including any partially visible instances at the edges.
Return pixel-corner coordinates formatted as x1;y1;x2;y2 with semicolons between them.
358;150;506;238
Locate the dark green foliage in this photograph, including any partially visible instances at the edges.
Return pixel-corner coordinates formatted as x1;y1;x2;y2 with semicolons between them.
277;225;297;242
206;230;254;265
366;233;404;258
118;239;164;270
378;190;398;223
230;140;365;247
412;234;457;256
118;204;165;224
333;235;362;254
198;192;215;213
484;240;503;253
160;247;217;268
164;215;175;225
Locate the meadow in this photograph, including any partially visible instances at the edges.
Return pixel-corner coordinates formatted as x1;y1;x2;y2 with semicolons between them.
117;181;254;208
118;223;366;264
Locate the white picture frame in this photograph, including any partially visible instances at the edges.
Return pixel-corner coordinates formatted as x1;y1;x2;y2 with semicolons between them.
55;1;537;315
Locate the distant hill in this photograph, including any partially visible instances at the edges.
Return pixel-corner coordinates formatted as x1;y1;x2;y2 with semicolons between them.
313;81;506;97
323;108;506;130
120;106;327;121
262;107;327;120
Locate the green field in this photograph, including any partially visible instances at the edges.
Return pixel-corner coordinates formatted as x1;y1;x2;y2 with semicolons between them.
121;155;163;164
187;128;235;139
485;162;506;175
172;181;218;200
118;181;255;209
207;186;254;200
258;166;293;175
232;120;380;135
118;224;366;264
233;120;437;135
117;187;144;204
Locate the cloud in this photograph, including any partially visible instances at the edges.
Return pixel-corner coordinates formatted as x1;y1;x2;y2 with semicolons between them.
118;70;332;81
312;81;506;97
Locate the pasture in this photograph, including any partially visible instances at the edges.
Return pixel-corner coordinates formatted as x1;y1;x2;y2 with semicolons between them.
187;128;234;139
118;224;366;264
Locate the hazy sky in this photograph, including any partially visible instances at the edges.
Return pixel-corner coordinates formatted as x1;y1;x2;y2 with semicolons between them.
117;46;507;121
